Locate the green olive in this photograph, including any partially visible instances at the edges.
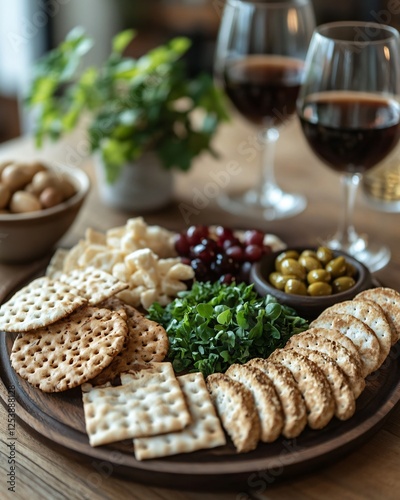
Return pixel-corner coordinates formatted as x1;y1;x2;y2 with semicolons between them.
325;256;347;278
316;246;334;265
307;282;333;296
307;268;331;284
284;279;307;295
269;272;297;290
332;276;356;293
299;250;318;260
298;255;322;272
345;262;356;277
280;258;306;280
275;250;300;271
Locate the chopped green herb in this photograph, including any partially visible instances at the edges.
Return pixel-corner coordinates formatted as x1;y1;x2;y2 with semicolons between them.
147;281;309;377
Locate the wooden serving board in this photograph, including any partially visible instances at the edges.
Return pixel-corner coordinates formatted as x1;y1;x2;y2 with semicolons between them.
1;265;400;490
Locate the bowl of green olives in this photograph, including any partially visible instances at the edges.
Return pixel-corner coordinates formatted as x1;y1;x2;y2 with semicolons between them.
250;246;373;320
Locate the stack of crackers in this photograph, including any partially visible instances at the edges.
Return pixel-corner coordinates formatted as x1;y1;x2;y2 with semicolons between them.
206;287;400;453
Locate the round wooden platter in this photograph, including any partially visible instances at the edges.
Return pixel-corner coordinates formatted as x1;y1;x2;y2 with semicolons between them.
1;274;400;489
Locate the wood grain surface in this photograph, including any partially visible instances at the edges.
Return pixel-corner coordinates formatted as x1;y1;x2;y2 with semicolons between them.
1;118;400;499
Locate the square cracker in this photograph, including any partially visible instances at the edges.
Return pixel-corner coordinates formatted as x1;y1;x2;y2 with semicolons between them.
82;362;191;447
0;276;87;333
134;372;226;460
58;266;128;305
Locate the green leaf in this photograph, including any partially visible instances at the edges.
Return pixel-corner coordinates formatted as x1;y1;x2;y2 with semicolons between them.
217;309;232;325
196;303;213;319
112;29;136;54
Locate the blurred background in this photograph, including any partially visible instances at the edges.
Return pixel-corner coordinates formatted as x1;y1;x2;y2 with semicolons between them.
0;0;398;144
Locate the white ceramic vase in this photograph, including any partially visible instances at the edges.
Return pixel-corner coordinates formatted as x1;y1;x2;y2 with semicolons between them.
94;153;174;212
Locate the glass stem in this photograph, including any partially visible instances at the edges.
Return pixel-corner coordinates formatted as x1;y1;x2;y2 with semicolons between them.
259;127;281;206
334;173;362;250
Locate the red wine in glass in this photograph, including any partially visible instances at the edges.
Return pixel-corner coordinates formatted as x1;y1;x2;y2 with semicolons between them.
299;91;400;174
223;55;304;127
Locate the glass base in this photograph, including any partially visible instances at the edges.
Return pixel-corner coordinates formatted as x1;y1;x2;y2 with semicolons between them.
218;188;307;221
326;236;391;273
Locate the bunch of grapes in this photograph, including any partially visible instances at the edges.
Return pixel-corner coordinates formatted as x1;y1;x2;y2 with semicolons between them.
174;225;272;284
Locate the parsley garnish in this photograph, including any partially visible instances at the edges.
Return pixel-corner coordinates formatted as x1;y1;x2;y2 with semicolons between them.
148;281;309;377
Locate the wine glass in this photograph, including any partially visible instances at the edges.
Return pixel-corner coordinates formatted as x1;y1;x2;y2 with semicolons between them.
214;0;315;220
297;22;400;272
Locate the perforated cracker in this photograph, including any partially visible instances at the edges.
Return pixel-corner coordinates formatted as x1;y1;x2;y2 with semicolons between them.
0;277;87;333
225;363;283;443
356;287;400;345
10;306;128;392
319;299;392;367
45;248;69;280
82;362;191;447
58;266;128;305
134;372;226;460
91;303;168;385
206;372;261;453
310;313;381;376
269;348;335;430
247;358;307;439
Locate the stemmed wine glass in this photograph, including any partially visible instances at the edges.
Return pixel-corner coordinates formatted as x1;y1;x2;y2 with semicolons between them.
214;0;315;220
297;22;400;272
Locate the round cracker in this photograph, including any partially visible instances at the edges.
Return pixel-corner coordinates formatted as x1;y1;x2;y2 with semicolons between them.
247;358;307;439
226;363;283;443
319;299;392;368
10;306;128;392
310;313;381;376
286;331;365;398
294;347;356;421
92;302;168;385
268;348;335;430
356;288;400;345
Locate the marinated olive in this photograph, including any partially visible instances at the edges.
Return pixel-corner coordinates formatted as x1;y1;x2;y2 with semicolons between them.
269;272;297;290
284;279;307;295
307;268;331;284
316;246;334;265
332;276;356;293
275;250;300;271
307;282;332;296
280;258;306;280
325;256;347;278
298;255;321;272
345;262;356;277
299;250;318;260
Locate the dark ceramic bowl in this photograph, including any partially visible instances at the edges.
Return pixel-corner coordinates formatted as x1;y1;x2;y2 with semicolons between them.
0;163;90;264
250;247;373;320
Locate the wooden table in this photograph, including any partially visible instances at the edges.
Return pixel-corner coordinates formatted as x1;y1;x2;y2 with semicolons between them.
1;118;400;500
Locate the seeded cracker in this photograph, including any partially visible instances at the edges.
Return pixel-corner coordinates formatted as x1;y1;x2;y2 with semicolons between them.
92;303;168;385
225;363;283;442
0;276;86;333
82;362;191;447
10;306;127;392
269;348;335;430
206;373;261;453
134;372;226;460
58;266;128;305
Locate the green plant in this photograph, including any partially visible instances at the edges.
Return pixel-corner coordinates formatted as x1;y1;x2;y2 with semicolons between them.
26;27;229;182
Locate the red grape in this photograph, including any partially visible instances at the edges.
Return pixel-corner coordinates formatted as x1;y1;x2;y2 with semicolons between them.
222;237;242;250
192;243;215;263
174;233;190;256
244;244;263;262
214;225;234;243
186;225;209;246
225;245;244;262
219;274;235;285
244;229;264;247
